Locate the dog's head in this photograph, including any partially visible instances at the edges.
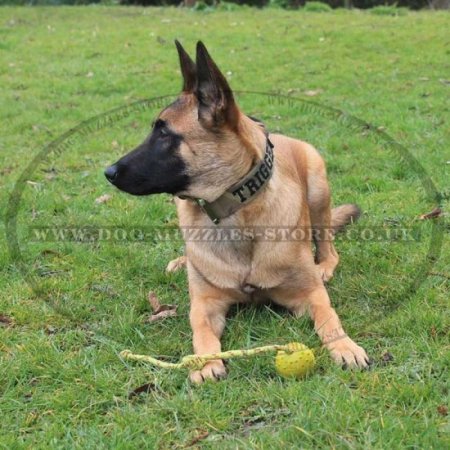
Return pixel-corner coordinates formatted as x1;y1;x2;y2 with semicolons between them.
105;41;263;202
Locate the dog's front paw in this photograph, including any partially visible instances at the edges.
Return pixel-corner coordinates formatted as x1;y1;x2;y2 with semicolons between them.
189;359;227;384
326;337;370;369
166;256;187;273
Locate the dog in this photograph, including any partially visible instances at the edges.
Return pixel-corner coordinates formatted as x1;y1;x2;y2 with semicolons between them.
105;41;369;383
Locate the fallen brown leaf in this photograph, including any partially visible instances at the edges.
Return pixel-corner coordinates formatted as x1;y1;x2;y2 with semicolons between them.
304;89;323;97
44;325;57;335
148;308;177;322
0;314;13;327
147;291;177;322
419;207;442;220
95;194;112;205
40;249;62;257
0;167;13;176
147;291;161;311
185;430;209;447
381;351;394;365
128;382;156;399
437;405;448;416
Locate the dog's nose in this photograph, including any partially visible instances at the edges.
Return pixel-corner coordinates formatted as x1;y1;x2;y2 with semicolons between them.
104;164;118;183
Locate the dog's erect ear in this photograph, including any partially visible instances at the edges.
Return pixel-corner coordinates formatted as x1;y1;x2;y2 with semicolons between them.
195;41;238;129
175;40;196;92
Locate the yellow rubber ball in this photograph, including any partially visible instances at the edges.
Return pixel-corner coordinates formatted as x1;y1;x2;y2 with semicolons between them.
275;342;315;379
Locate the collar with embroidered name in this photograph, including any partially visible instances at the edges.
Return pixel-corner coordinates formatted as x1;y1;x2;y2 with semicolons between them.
178;136;274;224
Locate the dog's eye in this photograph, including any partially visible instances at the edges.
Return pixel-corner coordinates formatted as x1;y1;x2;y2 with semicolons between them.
153;119;170;138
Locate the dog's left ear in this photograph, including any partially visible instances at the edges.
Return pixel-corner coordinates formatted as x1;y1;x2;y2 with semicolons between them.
195;41;239;129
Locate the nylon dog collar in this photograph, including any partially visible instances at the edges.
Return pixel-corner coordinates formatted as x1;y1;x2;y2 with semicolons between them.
179;137;274;224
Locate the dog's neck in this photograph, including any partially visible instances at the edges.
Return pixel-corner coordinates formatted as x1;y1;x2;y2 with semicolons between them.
179;134;274;224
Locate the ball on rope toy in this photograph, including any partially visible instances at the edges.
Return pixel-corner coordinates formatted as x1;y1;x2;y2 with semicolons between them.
120;342;315;379
274;342;315;378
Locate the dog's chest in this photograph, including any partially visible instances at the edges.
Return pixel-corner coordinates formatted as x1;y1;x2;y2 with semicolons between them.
187;238;299;292
178;180;303;293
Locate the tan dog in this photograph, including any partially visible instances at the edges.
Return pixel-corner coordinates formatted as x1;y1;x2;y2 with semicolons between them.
105;41;369;383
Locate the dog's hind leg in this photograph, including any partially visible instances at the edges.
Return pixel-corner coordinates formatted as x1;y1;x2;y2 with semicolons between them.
307;174;339;282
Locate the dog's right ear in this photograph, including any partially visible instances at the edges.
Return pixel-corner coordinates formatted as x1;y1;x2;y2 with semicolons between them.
175;40;196;93
195;41;238;129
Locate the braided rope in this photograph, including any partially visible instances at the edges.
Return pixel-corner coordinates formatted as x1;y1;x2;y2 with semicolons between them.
120;342;307;371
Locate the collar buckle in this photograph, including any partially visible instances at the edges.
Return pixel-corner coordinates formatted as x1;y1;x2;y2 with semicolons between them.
196;199;221;224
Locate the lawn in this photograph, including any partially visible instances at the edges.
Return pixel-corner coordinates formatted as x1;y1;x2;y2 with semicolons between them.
0;5;449;448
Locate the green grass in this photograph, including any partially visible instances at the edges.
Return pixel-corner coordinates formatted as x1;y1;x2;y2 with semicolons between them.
370;5;408;16
1;5;449;448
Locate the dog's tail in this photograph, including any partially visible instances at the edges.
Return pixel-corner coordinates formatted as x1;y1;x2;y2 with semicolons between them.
331;204;361;234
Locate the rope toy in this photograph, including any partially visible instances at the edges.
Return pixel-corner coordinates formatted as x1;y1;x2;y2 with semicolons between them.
120;342;315;379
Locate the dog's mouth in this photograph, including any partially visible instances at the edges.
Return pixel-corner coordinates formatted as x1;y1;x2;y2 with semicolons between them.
104;163;189;197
